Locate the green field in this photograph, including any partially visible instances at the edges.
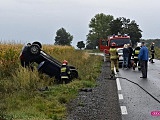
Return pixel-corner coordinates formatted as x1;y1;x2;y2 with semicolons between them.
0;44;103;120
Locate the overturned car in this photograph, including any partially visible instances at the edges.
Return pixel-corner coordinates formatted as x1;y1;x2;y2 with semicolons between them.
19;41;78;81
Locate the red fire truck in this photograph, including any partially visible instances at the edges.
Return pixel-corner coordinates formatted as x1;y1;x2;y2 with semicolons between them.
99;34;132;54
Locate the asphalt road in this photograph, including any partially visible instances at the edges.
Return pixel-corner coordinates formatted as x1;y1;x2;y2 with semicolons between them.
95;53;160;119
116;59;160;120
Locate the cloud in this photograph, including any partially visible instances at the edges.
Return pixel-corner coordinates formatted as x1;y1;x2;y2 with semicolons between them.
0;0;160;46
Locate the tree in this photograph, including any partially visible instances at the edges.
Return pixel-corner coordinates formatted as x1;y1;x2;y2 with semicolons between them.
86;13;114;49
86;33;99;49
109;17;142;46
54;28;73;46
86;13;142;48
127;20;142;46
109;18;123;35
120;18;142;46
86;42;96;49
120;17;131;34
77;41;85;50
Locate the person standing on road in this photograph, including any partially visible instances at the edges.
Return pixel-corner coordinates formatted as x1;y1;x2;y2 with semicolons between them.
149;42;155;63
122;44;129;69
132;43;141;71
109;42;119;75
60;60;71;84
127;44;133;68
138;42;149;78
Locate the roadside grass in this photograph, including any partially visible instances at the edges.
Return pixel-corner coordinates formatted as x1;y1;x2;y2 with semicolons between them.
0;43;102;120
154;47;160;60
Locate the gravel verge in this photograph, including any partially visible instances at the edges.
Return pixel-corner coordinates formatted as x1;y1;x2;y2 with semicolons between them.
66;61;122;120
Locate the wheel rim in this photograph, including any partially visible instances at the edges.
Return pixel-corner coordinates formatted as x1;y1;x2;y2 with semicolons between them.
30;45;39;54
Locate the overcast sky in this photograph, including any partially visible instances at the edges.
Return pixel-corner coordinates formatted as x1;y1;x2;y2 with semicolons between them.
0;0;160;47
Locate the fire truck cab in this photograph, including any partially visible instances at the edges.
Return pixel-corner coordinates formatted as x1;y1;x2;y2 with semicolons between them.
99;34;132;54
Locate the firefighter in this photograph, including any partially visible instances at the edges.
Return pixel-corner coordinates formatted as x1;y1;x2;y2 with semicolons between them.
132;43;141;71
60;60;71;84
109;42;119;75
149;42;155;63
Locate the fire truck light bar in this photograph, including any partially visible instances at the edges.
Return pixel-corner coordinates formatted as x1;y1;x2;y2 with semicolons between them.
110;34;130;39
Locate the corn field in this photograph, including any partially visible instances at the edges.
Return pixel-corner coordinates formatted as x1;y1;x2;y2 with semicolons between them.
0;43;102;120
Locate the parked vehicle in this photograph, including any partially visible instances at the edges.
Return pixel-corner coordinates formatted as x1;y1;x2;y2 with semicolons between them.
117;48;134;67
117;48;123;66
19;41;78;81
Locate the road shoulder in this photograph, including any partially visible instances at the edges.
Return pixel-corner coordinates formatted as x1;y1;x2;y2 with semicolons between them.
66;61;122;120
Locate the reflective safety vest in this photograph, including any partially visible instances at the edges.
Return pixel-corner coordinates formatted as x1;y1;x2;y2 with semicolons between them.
135;50;140;54
61;65;71;79
109;48;118;60
133;47;140;59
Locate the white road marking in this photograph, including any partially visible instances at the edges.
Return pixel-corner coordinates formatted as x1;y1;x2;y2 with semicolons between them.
114;67;128;116
121;106;128;115
118;94;123;100
116;78;122;91
114;67;122;91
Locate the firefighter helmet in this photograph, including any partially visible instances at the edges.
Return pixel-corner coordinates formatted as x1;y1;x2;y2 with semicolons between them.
62;60;68;65
111;42;116;46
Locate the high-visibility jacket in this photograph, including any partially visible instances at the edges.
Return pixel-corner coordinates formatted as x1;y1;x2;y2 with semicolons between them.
132;47;141;59
60;65;71;79
109;48;118;60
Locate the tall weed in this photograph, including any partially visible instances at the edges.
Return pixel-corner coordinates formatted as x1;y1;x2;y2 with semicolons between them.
0;43;102;120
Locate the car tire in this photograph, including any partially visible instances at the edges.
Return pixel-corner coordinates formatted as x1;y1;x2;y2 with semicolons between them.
70;70;78;79
29;44;40;55
32;41;42;48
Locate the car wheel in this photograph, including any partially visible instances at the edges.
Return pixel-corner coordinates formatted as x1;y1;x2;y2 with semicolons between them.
32;41;42;48
70;70;78;79
29;44;40;55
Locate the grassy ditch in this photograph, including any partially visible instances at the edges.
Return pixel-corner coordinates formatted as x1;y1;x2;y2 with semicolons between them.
0;44;103;120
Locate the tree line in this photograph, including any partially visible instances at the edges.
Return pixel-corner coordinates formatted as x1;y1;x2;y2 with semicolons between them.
53;13;144;49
